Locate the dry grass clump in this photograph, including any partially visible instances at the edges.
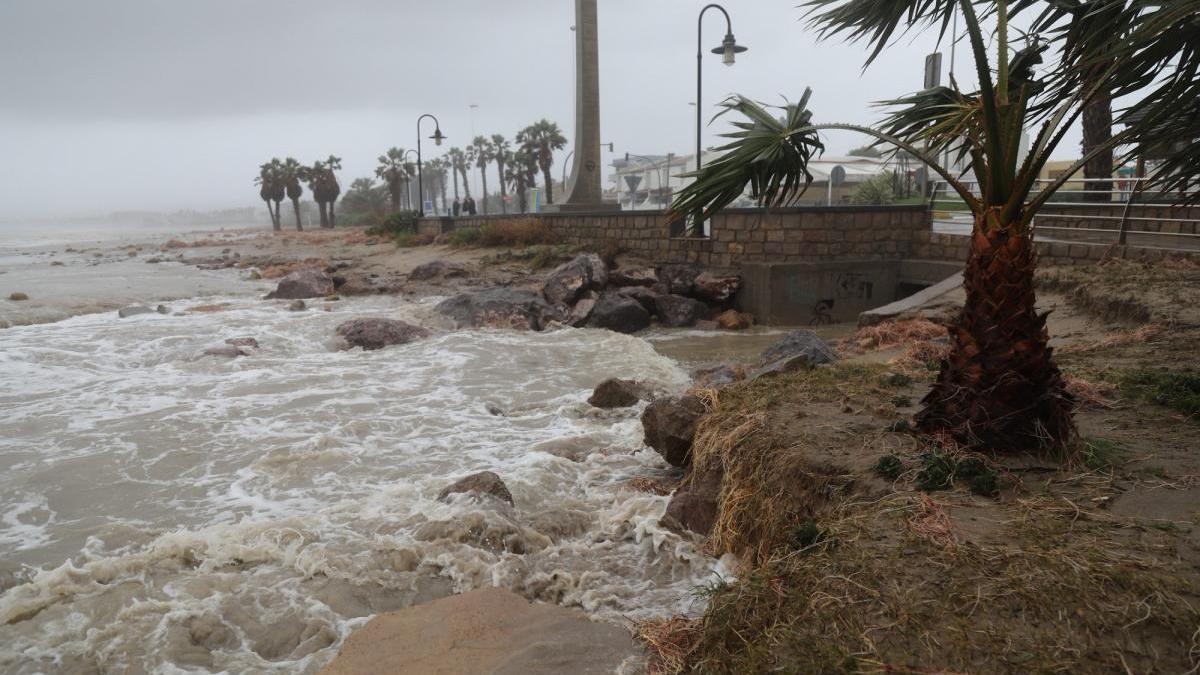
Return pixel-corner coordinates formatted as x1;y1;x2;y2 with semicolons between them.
850;319;947;351
626;476;675;496
477;218;559;248
1059;323;1167;355
1065;376;1118;409
651;494;1199;674
634;616;703;675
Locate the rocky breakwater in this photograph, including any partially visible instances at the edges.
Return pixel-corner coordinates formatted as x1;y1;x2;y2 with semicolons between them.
433;254;749;335
645;330;839;536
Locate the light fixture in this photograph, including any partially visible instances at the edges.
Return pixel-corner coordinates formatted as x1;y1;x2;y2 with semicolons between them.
713;32;746;66
431;128;445;146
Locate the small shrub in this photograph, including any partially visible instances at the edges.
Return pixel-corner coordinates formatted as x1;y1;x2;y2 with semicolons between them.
874;454;904;480
1080;437;1129;472
881;371;913;388
477;217;559;248
366;210;421;237
890;395;913;408
850;172;896;205
446;227;482;247
915;449;956;492
955;457;999;497
786;520;830;552
393;231;434;248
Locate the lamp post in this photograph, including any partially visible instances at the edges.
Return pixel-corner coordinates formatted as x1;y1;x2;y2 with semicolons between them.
416;114;445;217
694;4;746;234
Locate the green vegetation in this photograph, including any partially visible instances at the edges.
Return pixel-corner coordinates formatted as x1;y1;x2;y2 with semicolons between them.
849;172;895;205
1080;437;1130;472
1117;368;1200;419
873;454;903;480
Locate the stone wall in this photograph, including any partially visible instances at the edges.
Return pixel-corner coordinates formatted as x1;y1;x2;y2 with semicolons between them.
1035;203;1200;236
911;230;1200;267
418;205;930;270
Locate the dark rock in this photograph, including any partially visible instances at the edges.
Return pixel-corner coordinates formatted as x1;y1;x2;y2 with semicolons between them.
225;337;259;348
749;353;827;381
331;275;347;287
693;272;741;304
654;294;708;328
437;471;514;506
436;288;562;331
266;268;335;299
8;292;29;301
586;293;650;334
567;291;598;327
759;330;838;367
609;266;658;288
118;305;156;318
336;318;429;351
202;346;247;358
587;378;641;409
616;286;660;315
656;263;702;296
693;364;744;389
156;304;169;314
287;300;307;312
695;320;719;331
542;254;608;306
661;464;723;536
716;309;752;330
338;274;399;296
641;395;706;467
409;260;470;281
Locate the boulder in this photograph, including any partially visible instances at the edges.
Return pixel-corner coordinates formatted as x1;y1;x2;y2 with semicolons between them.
202;345;247;358
437;471;514;506
436;288;562;331
542;254;609;306
585;293;650;334
587;378;642;409
641;395;706;467
336;318;430;351
8;292;28;301
716;309;753;330
609;266;658;288
656;263;702;296
759;329;838;367
661;464;723;536
266;268;335;299
654;294;709;328
616;286;660;315
693;364;745;389
567;291;599;327
287;300;307;311
409;260;470;281
693;272;741;304
225;337;259;348
337;273;400;296
118;305;156;318
749;353;827;381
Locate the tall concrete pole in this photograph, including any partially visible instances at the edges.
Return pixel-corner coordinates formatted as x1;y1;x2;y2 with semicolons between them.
559;0;608;207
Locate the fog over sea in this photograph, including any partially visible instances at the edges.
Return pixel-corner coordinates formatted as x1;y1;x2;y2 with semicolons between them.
0;221;728;673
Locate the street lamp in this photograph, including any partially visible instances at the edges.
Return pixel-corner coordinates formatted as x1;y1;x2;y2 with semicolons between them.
416;114;445;217
694;4;746;235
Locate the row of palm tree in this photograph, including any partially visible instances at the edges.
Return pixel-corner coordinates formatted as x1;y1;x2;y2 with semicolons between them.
254;156;342;230
442;120;568;215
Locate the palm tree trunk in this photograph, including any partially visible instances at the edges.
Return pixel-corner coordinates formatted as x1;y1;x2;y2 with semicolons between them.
267;202;281;231
1081;85;1113;203
390;182;401;213
542;165;554;204
496;163;508;214
452;170;460;203
292;198;303;231
273;201;283;229
916;209;1075;452
318;201;329;228
327;201;336;228
439;179;448;216
460;168;472;199
479;168;489;215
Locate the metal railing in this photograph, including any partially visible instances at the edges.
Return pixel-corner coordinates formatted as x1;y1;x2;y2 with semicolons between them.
929;178;1200;251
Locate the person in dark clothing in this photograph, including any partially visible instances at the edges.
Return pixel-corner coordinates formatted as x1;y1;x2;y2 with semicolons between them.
465;197;477;215
453;198;461;217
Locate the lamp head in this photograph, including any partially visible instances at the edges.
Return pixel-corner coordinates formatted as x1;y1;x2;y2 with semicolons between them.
431;128;446;146
712;33;747;66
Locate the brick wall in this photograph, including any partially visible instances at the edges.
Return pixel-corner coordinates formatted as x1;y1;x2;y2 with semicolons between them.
418;205;931;270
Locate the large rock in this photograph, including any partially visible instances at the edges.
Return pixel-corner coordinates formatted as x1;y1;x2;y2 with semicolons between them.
542;254;608;306
616;286;660;315
437;471;514;505
609;266;658;288
716;309;753;330
654;294;709;328
408;260;470;281
759;329;838;367
585;293;650;334
656;263;702;296
641;395;706;467
567;291;598;327
587;378;642;409
436;288;562;331
693;272;741;304
266;268;335;299
118;305;156;318
661;464;723;536
336;318;430;351
693;364;745;389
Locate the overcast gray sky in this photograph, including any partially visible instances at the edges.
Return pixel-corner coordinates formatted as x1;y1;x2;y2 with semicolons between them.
0;0;1081;219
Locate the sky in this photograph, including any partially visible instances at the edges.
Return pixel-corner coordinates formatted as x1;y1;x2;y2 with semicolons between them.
0;0;1083;219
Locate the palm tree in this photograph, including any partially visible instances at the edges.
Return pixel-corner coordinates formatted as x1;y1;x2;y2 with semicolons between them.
447;147;469;202
491;134;512;213
281;157;306;230
670;0;1196;454
506;149;534;213
426;157;450;214
520;120;567;204
255;162;281;231
319;155;342;228
375;147;410;213
267;158;286;230
304;160;329;227
471;136;493;214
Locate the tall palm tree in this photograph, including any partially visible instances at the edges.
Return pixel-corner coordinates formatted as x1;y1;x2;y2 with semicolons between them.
506;149;533;213
426;157;450;214
280;157;306;230
520;120;567;204
266;158;286;230
491;134;512;213
447;147;469;202
319;155;342;228
471;136;493;214
303;160;328;227
255;162;281;231
670;0;1196;454
375;147;410;213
